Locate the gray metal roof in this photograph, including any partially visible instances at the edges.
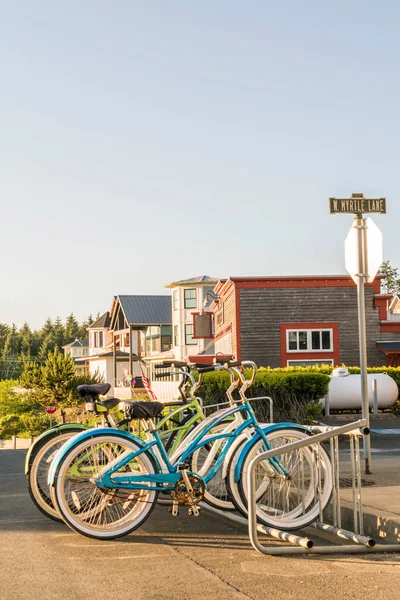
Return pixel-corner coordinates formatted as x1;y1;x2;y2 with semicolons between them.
118;295;172;325
165;275;219;288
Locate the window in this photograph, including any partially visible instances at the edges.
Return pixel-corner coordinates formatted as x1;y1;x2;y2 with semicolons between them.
287;329;332;352
174;325;179;346
93;332;98;348
98;331;104;348
161;326;172;352
185;324;196;345
184;289;197;309
173;290;178;311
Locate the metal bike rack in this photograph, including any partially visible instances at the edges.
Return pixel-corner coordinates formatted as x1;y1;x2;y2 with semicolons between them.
247;418;400;555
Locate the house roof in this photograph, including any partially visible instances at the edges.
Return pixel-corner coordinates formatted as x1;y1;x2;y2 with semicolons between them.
64;338;83;348
81;338;89;347
90;312;111;329
117;295;172;326
165;275;219;288
377;341;400;354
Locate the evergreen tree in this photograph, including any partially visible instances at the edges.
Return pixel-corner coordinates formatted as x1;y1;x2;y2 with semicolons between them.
41;317;54;337
0;324;10;355
77;315;92;341
65;313;79;343
20;348;101;423
2;325;20;360
19;322;32;357
53;316;65;349
38;333;57;361
30;330;43;357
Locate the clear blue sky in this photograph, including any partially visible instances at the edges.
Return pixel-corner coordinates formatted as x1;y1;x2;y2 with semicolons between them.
1;0;399;328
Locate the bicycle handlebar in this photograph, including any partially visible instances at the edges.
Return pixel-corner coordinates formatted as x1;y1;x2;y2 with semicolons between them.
197;364;225;374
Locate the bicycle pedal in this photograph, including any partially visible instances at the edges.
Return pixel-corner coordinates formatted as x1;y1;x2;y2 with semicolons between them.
188;506;200;517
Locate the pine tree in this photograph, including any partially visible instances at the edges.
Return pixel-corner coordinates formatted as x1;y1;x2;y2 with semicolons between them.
38;333;57;361
30;330;42;357
41;317;54;337
40;348;81;422
2;325;20;360
0;324;10;355
53;317;65;349
19;322;32;357
65;313;79;343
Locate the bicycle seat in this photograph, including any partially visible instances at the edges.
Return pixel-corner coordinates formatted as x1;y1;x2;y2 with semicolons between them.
120;401;165;420
77;383;111;398
96;397;121;411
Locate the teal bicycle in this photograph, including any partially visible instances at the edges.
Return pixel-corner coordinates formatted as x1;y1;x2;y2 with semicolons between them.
49;361;332;539
26;362;212;521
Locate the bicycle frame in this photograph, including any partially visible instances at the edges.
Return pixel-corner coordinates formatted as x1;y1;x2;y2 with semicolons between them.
80;401;291;494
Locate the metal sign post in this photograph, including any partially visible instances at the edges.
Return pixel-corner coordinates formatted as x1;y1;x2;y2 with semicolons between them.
330;193;385;474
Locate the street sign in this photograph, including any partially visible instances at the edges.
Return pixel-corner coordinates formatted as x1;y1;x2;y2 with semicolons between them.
45;406;57;414
333;192;387;474
345;217;383;284
330;196;386;214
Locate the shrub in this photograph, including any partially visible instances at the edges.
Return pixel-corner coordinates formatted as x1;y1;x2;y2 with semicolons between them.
197;369;329;424
20;413;52;437
0;414;24;438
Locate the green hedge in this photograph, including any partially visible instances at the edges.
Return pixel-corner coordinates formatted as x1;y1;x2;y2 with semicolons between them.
197;369;330;424
259;364;400;395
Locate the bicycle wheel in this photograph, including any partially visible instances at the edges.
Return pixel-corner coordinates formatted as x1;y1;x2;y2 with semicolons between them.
237;428;332;531
27;429;85;522
51;433;158;540
190;422;236;511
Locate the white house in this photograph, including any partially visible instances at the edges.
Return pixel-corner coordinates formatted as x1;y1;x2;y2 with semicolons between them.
165;275;219;361
62;338;89;373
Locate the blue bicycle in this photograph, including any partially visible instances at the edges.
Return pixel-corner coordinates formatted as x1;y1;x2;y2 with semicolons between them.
48;361;332;539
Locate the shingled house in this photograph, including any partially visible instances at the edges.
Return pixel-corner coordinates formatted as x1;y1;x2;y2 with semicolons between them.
211;275;400;368
74;297;172;395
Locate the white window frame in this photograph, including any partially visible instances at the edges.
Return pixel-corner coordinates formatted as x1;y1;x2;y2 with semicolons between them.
184;289;197;309
173;290;178;311
287;358;334;367
286;329;333;353
184;323;197;346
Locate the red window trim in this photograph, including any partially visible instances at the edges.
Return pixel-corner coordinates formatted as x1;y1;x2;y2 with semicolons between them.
280;322;340;367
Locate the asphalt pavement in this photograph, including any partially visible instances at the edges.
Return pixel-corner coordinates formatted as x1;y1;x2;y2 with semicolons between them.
1;450;400;600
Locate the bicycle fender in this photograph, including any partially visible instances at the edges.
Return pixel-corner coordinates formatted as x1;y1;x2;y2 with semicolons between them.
233;423;311;483
24;423;90;475
47;428;159;486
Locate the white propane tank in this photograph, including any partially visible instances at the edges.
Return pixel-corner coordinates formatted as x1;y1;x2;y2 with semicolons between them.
321;370;398;411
